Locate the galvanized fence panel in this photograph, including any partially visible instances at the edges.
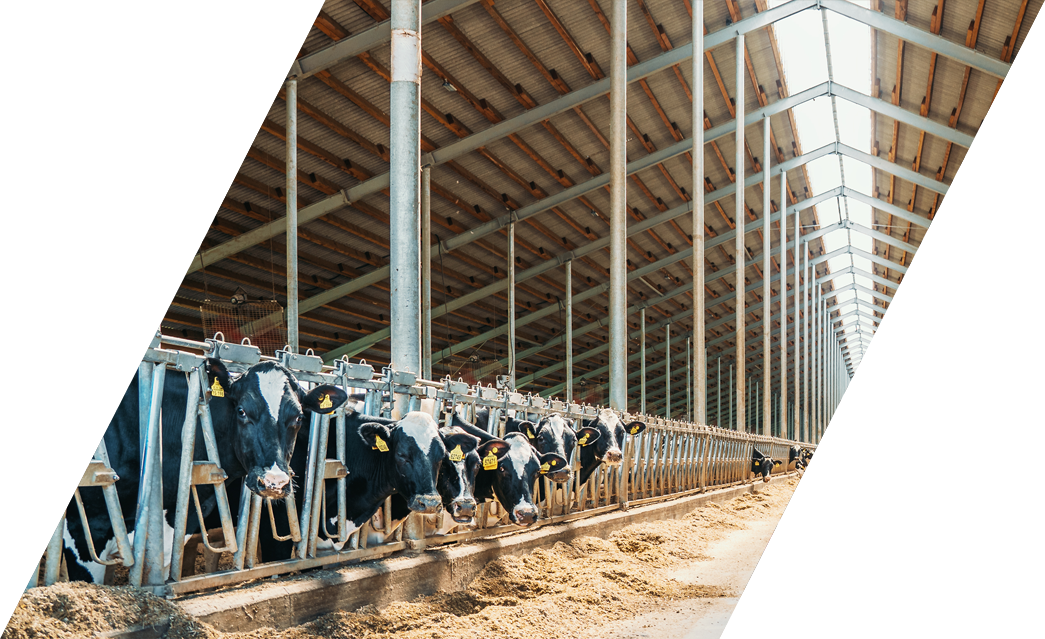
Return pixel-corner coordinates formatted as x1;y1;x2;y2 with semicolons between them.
0;78;213;623
35;333;817;597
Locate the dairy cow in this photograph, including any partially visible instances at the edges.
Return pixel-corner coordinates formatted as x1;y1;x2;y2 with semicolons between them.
577;409;647;484
62;360;347;583
751;448;782;482
258;409;454;561
789;445;808;471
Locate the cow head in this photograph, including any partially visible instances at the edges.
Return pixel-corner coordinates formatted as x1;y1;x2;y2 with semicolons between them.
522;413;593;483
751;451;782;482
581;409;646;467
359;411;446;514
485;433;564;526
216;360;348;500
437;427;508;524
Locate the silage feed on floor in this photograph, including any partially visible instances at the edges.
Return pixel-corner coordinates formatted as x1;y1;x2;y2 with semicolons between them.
4;479;797;639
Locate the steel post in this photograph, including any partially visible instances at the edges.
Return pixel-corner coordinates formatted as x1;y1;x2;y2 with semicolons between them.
286;78;299;353
759;115;769;435
686;337;692;422
640;307;646;414
390;0;423;416
716;357;721;426
803;241;811;442
734;33;746;433
608;0;627;411
508;216;516;388
728;363;734;429
566;259;573;404
665;323;671;418
778;170;787;439
693;0;706;425
421;166;432;379
793;203;801;442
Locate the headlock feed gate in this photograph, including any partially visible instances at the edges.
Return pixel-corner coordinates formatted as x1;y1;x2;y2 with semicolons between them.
748;81;1045;639
32;332;813;597
0;81;212;623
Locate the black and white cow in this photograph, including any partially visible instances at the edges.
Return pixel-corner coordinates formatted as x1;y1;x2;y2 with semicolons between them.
751;448;782;482
259;409;453;561
505;413;599;485
450;416;566;527
577;409;647;485
63;359;347;583
789;445;807;471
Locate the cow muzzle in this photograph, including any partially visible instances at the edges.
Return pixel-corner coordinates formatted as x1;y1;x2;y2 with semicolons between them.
512;505;538;526
255;464;291;498
450;499;476;523
763;476;771;483
601;449;623;465
547;468;572;483
408;494;442;514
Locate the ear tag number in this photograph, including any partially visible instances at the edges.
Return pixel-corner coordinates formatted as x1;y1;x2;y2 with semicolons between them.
319;394;333;410
483;450;499;471
449;445;464;462
373;435;389;452
210;378;225;398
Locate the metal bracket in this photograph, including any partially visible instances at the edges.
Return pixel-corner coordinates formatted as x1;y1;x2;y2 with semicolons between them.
80;461;119;487
207;339;261;365
279;349;324;374
190;462;228;486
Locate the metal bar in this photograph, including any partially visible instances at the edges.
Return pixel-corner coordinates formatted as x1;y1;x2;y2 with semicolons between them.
421;166;432;379
168;369;202;582
686;337;692;422
779;169;787;440
762;115;771;436
608;0;627;412
508;215;516;387
847;220;920;255
803;241;810;442
837;143;948;194
735;32;746;433
566;260;573;404
390;0;423;414
693;0;706;425
286;78;298;354
640;307;646;414
665;323;671;418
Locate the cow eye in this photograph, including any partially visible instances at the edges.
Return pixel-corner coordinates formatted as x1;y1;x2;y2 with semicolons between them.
237;407;246;418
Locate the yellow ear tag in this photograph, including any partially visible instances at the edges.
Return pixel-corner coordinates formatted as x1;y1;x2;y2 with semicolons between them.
629;425;640;435
210;378;224;398
539;463;550;474
527;429;535;439
483;450;498;471
449;445;464;463
319;394;333;410
373;435;389;453
578;433;590;446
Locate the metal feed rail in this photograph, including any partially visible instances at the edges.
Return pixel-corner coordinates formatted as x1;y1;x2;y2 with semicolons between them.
0;80;212;424
33;334;815;596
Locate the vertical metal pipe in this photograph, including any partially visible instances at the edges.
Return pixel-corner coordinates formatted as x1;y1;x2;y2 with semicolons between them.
608;0;628;411
812;285;818;443
665;323;672;418
779;170;787;441
728;363;733;429
686;337;692;422
693;0;706;425
390;0;423;415
640;307;646;414
716;357;721;427
566;259;573;403
803;241;810;442
286;78;299;353
734;32;746;433
793;203;801;442
508;216;516;388
421;166;432;379
762;116;771;436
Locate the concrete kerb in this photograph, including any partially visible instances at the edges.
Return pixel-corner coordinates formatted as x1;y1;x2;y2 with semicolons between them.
176;472;800;633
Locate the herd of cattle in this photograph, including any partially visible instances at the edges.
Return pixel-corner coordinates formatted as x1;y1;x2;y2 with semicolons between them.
59;359;813;585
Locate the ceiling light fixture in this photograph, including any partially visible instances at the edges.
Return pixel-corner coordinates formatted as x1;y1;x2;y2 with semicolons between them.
186;62;207;85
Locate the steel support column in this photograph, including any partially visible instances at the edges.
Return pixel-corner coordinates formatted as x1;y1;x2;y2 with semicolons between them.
803;241;811;442
793;201;801;440
762;116;771;436
389;0;422;410
566;259;573;404
693;0;706;425
608;0;627;412
285;78;299;353
508;216;516;388
640;307;645;414
734;32;746;433
778;169;787;440
665;323;672;418
421;166;431;379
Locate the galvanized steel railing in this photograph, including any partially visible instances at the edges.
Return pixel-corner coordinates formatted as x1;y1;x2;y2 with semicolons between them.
0;80;212;424
33;333;815;596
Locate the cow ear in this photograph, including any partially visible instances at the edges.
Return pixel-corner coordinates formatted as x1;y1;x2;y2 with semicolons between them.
359;422;392;452
625;421;647;436
205;358;232;399
442;432;480;459
538;452;568;475
518;421;539;442
478;439;510;460
575;427;601;447
301;385;349;415
774;460;782;467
